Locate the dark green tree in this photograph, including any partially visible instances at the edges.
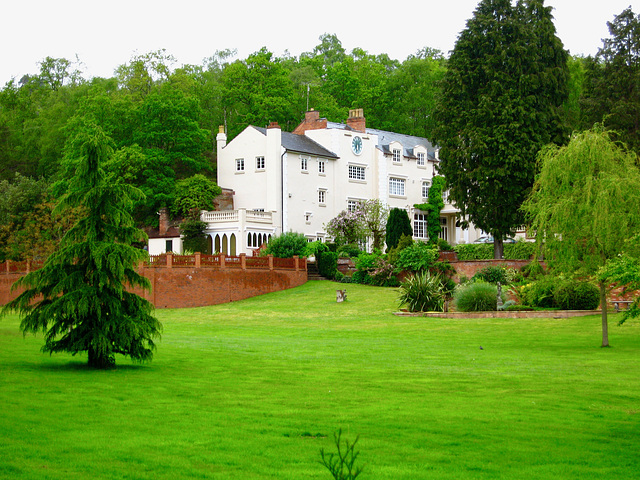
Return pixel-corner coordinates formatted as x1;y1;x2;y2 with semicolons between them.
414;175;446;244
431;0;569;258
581;7;640;155
385;208;412;251
2;125;162;369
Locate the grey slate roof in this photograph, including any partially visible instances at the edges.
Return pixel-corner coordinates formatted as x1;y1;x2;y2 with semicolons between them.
327;121;437;159
253;127;339;159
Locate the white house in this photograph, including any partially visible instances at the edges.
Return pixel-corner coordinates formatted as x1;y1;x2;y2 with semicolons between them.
199;108;484;256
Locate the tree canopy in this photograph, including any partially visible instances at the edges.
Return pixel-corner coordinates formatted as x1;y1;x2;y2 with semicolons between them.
581;7;640;155
522;127;640;347
431;0;569;259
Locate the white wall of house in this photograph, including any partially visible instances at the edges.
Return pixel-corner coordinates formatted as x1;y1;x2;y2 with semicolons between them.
148;236;183;255
216;111;483;254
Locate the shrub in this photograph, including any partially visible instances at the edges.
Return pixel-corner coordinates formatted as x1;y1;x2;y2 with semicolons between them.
554;280;600;310
505;304;534;311
337;243;362;258
437;238;453;251
395;242;439;273
264;232;308;258
398;271;446;312
454;282;499;312
386;234;413;265
353;252;397;286
521;260;544;278
317;250;338;279
520;276;558;308
472;266;509;284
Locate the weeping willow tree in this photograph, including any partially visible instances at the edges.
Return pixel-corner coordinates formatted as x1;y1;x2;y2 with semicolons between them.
2;125;162;368
522;127;640;347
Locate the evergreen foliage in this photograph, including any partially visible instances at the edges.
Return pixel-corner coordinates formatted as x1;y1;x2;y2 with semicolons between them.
1;125;161;369
180;219;209;254
414;175;446;244
431;0;569;259
397;271;446;312
385;208;412;251
454;282;499;312
581;7;640;155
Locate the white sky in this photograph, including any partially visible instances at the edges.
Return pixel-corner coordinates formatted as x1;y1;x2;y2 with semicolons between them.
1;0;637;85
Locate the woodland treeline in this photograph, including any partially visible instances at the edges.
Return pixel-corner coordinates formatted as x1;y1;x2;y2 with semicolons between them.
1;5;639;261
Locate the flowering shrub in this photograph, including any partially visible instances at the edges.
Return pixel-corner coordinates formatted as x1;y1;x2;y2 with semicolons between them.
352;252;398;286
325;210;365;246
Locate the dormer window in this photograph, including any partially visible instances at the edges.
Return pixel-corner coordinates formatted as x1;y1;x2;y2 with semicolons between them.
417;152;425;166
392;149;402;163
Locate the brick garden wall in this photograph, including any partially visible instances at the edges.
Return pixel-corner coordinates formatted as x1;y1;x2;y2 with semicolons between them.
0;254;307;309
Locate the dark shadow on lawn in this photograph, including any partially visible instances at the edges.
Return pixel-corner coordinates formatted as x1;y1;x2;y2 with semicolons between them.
12;359;150;372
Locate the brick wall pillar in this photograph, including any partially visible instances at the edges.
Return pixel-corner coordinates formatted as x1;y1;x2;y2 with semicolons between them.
195;252;201;268
167;252;173;269
294;256;299;271
268;255;274;270
240;253;246;270
220;254;226;269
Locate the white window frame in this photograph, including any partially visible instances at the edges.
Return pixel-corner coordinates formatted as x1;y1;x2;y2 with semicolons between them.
301;157;308;172
318;159;326;174
348;164;366;181
417;152;425;166
422;180;431;199
235;158;245;172
389;177;406;197
318;189;326;205
414;212;427;239
392;149;402;163
347;199;360;213
255;156;265;170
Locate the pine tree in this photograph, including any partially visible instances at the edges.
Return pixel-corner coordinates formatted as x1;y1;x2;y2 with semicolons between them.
3;125;161;369
431;0;569;258
581;7;640;155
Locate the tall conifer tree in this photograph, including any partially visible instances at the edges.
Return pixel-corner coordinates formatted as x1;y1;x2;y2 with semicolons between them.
3;125;161;369
431;0;568;258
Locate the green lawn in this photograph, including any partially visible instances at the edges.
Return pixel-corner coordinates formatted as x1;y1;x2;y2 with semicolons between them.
1;281;638;479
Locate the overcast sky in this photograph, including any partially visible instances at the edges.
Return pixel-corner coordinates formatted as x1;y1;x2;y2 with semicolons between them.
2;0;637;85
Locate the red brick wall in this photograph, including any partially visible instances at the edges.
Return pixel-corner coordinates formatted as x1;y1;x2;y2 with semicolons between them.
451;259;535;281
1;265;307;309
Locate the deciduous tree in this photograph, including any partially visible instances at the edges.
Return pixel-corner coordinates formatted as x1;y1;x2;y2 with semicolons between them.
522;127;640;347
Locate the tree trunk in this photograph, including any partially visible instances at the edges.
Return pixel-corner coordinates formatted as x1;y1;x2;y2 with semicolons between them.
600;281;610;348
493;237;504;259
88;346;116;369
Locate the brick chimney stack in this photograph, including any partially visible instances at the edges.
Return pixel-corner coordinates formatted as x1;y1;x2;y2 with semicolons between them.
158;207;170;236
346;108;366;133
292;109;328;135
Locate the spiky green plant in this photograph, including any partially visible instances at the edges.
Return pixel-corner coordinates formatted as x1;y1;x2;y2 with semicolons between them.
397;271;446;312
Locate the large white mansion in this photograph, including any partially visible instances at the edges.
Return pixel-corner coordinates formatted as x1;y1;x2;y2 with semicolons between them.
149;109;485;256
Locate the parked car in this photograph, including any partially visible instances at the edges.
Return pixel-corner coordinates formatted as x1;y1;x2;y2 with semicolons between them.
473;235;516;244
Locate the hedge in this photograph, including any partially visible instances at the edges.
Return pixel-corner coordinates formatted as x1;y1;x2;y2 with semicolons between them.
454;241;536;260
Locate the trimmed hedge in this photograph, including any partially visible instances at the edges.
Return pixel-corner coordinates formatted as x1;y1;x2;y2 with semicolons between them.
454;241;536;260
